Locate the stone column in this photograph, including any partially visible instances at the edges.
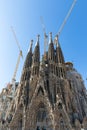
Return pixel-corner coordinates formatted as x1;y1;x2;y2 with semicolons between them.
22;106;26;130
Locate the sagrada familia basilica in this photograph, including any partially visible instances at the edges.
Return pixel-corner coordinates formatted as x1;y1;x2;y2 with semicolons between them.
0;32;87;130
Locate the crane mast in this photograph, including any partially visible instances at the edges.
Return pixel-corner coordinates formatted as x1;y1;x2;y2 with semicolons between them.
40;16;48;59
11;27;23;95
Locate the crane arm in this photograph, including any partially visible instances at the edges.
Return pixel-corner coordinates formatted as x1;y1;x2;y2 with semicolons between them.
12;51;22;82
10;27;23;96
11;26;21;52
11;27;23;82
58;0;77;37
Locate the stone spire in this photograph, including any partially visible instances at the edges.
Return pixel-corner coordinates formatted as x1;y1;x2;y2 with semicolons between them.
20;40;33;82
24;40;33;68
48;32;55;61
55;35;65;64
54;35;66;78
32;35;40;64
32;35;40;76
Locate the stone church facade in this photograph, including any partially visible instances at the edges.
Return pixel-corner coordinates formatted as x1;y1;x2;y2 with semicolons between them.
1;33;87;130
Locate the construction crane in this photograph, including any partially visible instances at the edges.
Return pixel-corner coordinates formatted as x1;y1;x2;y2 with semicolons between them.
11;26;23;95
54;0;77;44
40;16;48;59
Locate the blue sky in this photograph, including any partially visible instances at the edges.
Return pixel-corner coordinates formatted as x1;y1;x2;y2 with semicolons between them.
0;0;87;92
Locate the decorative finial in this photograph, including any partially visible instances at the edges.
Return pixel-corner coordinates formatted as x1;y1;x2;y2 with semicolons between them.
37;34;40;43
49;32;53;43
54;35;60;47
36;34;40;46
30;39;33;48
28;40;33;52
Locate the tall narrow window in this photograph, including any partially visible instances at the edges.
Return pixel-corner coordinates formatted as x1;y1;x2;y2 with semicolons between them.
36;103;47;130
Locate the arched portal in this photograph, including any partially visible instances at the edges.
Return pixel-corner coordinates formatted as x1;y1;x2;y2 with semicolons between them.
36;102;53;130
